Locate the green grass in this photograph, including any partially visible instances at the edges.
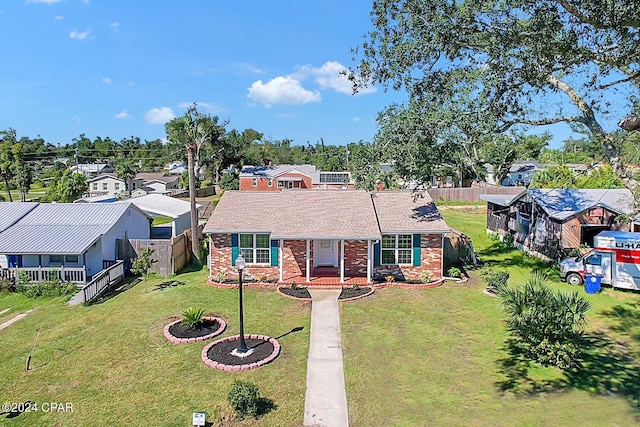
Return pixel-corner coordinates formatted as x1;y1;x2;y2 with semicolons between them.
2;208;639;426
0;271;311;426
342;209;640;426
151;215;173;226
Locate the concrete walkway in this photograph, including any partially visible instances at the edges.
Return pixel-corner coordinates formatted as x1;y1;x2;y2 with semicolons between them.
0;309;33;331
304;289;349;427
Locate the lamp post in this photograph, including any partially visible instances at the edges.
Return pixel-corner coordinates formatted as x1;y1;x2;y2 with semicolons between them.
235;254;250;354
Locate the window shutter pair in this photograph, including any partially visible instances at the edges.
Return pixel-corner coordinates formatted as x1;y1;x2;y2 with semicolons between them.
230;234;278;266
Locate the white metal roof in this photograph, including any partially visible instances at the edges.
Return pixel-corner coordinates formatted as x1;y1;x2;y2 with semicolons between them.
0;202;139;254
125;193;200;218
0;202;38;232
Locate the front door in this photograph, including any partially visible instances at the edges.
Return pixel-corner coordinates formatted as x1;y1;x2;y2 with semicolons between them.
314;239;337;267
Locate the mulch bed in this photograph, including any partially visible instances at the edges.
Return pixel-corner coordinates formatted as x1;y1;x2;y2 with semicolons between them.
207;338;275;366
202;335;281;371
278;287;311;299
339;286;373;300
168;319;221;339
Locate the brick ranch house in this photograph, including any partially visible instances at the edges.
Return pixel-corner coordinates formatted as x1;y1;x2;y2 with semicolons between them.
204;190;451;285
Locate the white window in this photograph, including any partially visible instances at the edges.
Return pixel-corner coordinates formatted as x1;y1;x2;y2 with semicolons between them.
92;183;98;190
102;183;108;191
381;234;412;265
277;181;284;188
65;255;79;264
239;233;270;264
114;183;120;191
268;179;273;187
252;178;257;187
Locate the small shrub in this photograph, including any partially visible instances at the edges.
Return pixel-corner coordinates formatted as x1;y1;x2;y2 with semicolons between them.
0;277;14;293
420;270;434;284
502;233;514;248
385;275;394;283
214;269;228;283
447;267;462;278
352;282;360;290
480;267;509;294
227;380;260;420
256;273;269;282
181;307;206;329
290;282;298;290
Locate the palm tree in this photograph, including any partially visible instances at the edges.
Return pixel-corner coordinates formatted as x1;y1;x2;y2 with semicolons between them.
115;160;136;197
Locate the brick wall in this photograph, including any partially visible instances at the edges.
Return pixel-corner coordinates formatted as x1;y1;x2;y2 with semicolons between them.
344;240;368;277
373;234;443;281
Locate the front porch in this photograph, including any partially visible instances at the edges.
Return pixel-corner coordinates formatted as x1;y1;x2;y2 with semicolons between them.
278;266;369;287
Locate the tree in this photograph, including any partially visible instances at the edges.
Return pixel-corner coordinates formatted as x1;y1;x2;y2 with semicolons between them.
165;104;227;267
130;248;157;292
499;272;591;370
351;0;640;196
115;160;136;197
44;169;87;203
0;129;18;201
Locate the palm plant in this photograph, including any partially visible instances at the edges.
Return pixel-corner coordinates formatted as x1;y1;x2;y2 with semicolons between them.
181;307;206;330
500;271;591;369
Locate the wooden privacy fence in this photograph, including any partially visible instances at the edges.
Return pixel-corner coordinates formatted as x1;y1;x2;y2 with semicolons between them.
81;261;125;304
427;185;525;203
117;232;192;277
169;185;216;199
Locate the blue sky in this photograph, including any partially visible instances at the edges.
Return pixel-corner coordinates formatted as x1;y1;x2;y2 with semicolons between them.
0;0;408;148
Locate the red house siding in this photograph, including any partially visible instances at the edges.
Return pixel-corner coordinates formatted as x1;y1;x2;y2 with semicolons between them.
209;234;443;283
239;173;312;191
373;235;443;281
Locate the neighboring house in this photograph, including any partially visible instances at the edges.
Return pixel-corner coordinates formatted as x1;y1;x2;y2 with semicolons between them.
164;161;186;175
74;194;119;204
132;173;181;195
204;190;450;284
86;173;126;197
70;163;114;177
0;202;150;282
239;164;355;191
127;193;201;238
481;188;636;259
502;160;550;186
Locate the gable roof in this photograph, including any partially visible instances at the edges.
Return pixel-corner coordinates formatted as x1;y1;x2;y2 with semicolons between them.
135;172;180;184
479;192;526;207
372;191;450;233
528;188;635;220
0;202;38;232
204;190;381;240
0;202;144;254
87;173;123;183
204;190;449;239
126;193;199;218
240;164;318;179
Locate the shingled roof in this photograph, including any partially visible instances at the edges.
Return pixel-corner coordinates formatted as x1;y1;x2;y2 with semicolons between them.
203;190;449;239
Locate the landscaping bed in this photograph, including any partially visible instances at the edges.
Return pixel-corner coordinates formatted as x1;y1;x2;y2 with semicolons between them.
338;286;373;300
278;286;311;300
164;316;226;343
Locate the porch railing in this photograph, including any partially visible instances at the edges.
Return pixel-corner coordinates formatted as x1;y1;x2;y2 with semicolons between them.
81;261;125;304
0;267;86;285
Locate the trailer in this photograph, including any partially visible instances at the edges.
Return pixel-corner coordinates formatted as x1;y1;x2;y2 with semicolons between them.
559;231;640;291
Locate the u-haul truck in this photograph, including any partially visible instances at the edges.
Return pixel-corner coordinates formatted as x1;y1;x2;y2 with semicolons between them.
559;231;640;291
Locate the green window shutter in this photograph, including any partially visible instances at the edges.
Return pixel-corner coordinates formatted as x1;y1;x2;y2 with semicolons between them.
231;234;239;266
374;241;380;266
413;234;421;267
270;240;279;266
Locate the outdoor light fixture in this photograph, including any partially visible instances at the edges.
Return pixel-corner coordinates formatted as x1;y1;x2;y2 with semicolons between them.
235;254;251;354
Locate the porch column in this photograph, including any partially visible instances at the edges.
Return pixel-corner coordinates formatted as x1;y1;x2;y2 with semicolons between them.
340;239;345;283
279;239;284;282
366;240;372;283
306;239;311;283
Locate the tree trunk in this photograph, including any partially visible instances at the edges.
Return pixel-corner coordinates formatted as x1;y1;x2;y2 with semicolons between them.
4;177;13;202
187;144;201;267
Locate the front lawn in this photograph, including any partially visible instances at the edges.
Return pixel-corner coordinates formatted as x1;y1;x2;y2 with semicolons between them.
342;208;640;426
0;271;311;426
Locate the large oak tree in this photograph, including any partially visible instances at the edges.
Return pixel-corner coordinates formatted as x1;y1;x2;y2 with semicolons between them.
351;0;640;196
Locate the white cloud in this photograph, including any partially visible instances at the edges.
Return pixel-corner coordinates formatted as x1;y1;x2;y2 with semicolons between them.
178;101;224;114
295;61;377;95
54;15;64;20
101;77;112;84
69;29;91;40
110;22;119;31
27;0;62;4
73;115;80;123
114;110;132;120
353;117;361;123
247;76;321;107
235;62;265;75
145;107;175;124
